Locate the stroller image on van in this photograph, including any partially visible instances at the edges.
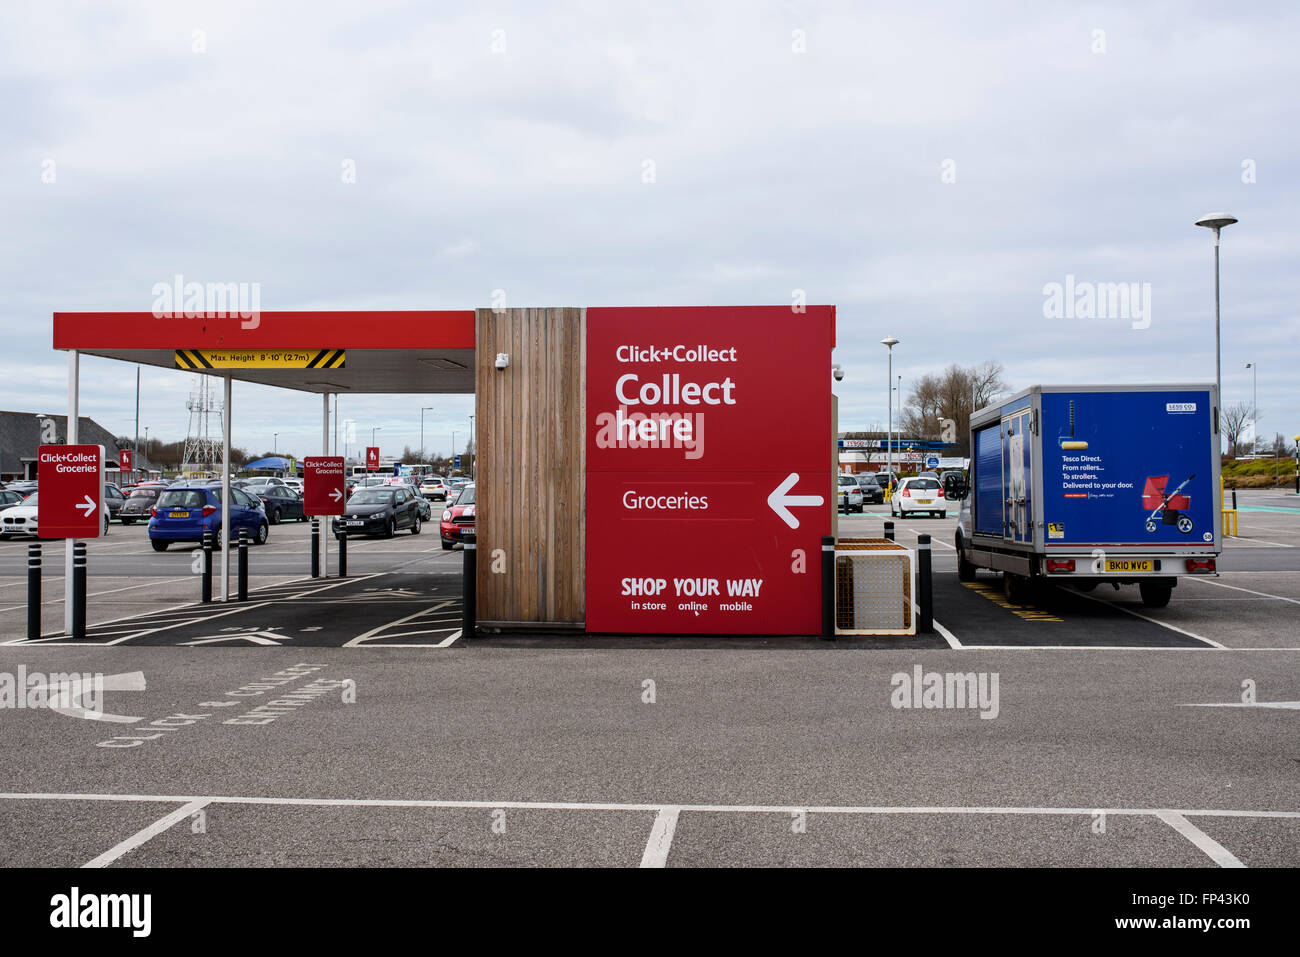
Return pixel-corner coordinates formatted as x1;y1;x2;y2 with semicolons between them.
1142;473;1195;534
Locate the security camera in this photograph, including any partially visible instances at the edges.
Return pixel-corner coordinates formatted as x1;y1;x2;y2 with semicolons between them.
832;364;844;382
495;353;509;371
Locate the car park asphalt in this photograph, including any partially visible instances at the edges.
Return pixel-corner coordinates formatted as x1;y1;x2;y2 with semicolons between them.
0;489;1296;867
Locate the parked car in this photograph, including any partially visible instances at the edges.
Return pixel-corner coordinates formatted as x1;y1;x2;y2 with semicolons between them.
104;483;127;521
282;478;304;494
147;484;269;551
332;486;423;539
253;485;306;524
890;476;947;518
119;486;163;524
4;481;38;496
837;474;864;513
0;488;29;508
239;477;290;496
855;473;885;504
0;493;40;539
440;482;475;550
419;477;453;502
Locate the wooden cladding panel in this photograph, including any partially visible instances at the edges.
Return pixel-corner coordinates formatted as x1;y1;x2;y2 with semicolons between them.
475;307;585;625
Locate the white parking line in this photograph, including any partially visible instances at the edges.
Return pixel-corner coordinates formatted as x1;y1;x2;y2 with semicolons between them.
1184;577;1300;606
1155;811;1245;868
639;806;681;868
0;577;180;614
82;799;210;868
1060;587;1226;649
932;619;962;648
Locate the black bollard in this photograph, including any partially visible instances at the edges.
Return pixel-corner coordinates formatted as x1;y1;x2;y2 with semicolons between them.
201;529;213;604
238;527;249;602
72;542;87;640
338;528;347;578
917;533;933;634
884;520;895;542
311;518;320;578
462;531;476;640
1231;488;1238;511
27;543;41;641
821;535;835;639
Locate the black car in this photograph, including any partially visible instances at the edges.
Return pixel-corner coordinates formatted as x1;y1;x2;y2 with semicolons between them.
332;486;423;539
0;489;28;508
855;474;885;504
104;483;127;521
118;485;164;524
254;485;306;524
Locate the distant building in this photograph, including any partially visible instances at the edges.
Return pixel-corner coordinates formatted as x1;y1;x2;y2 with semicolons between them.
837;431;962;474
0;411;142;482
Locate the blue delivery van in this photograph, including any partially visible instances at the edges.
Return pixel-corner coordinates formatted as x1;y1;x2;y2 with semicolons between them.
954;384;1221;607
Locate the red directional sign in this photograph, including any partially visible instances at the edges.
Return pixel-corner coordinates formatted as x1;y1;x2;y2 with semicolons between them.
366;446;380;471
37;444;106;539
119;448;132;472
304;456;347;516
585;306;835;634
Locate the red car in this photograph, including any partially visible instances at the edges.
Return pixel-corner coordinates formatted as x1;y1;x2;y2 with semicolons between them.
439;482;475;550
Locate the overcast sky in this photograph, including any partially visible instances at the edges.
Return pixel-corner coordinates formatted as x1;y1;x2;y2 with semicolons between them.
3;1;1296;458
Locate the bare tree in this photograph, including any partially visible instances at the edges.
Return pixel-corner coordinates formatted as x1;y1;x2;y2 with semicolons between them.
900;362;1009;454
1220;401;1253;457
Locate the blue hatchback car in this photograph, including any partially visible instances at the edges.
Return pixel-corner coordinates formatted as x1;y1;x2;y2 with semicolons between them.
148;483;269;551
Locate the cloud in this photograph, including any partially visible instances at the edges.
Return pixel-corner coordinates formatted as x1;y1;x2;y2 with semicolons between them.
1;0;1297;449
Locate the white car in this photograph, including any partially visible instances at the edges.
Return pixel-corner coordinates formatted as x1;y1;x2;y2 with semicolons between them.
837;474;864;513
419;478;452;502
890;476;947;518
282;478;304;493
0;492;39;538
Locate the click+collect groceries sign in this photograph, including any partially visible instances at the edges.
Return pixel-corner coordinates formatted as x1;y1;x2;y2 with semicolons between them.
585;306;834;634
303;457;346;516
37;445;105;539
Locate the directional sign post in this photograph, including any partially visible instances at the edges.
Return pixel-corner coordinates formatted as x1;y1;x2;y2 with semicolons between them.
304;457;346;516
366;446;380;472
37;445;105;539
585;306;834;634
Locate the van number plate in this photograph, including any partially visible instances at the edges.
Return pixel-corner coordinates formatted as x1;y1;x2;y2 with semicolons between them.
1106;559;1152;572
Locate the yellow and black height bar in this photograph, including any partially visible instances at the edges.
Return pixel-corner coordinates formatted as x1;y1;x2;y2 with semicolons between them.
174;349;346;370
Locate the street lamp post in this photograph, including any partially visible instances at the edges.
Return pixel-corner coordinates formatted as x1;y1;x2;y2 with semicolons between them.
420;407;433;463
1194;213;1237;445
273;433;278;456
881;337;900;489
1245;362;1257;451
451;431;457;471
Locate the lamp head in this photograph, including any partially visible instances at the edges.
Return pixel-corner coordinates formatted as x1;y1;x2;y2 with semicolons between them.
1195;212;1238;230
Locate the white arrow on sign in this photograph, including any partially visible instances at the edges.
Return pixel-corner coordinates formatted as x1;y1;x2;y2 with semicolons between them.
77;495;97;517
767;472;825;529
329;489;342;502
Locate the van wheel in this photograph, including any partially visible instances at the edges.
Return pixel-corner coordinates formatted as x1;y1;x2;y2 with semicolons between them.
1139;579;1174;608
1003;572;1033;605
956;539;977;582
151;540;168;552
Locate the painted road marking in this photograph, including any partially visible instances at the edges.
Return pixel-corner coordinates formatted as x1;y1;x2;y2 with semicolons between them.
83;799;210;868
1;792;1291;868
1155;811;1245;868
1061;587;1225;649
960;580;1062;622
1181;700;1300;710
1184;577;1300;606
343;601;457;647
932;619;962;649
639;806;681;868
